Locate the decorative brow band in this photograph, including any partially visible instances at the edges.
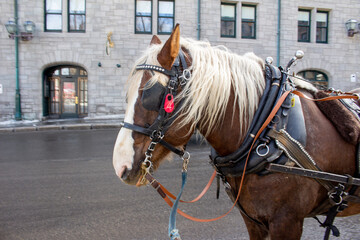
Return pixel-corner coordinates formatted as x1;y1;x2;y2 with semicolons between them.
136;64;176;77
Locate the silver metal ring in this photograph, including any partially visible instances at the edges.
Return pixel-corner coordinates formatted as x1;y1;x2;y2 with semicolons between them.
182;151;190;161
271;115;280;124
142;159;152;169
256;143;269;157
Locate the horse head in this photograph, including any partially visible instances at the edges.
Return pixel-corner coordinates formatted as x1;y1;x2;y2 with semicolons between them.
113;25;194;185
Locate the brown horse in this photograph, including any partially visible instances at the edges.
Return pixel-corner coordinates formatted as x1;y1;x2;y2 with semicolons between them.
113;25;360;239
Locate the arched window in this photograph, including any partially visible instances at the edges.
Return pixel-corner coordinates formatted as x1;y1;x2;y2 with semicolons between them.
297;70;328;89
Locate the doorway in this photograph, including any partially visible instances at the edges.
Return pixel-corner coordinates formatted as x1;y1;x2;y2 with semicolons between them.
43;65;88;118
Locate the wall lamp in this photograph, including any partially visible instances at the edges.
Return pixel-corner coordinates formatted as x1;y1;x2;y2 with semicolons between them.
345;19;360;37
5;20;36;41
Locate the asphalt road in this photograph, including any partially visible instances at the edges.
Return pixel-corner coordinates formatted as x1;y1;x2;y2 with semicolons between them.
0;130;359;240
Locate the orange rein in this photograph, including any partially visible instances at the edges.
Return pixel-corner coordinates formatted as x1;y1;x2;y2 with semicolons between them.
159;170;217;203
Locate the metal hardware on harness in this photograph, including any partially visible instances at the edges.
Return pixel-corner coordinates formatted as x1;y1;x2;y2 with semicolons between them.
168;79;178;91
318;183;349;240
182;151;190;172
328;184;348;206
151;130;164;142
256;143;269;157
180;69;191;86
285;50;304;73
148;142;157;151
143;158;152;171
138;130;164;185
138;158;153;185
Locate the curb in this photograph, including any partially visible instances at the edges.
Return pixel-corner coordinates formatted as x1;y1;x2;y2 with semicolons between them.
0;123;121;134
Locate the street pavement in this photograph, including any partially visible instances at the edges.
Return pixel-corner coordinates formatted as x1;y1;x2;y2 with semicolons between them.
0;129;359;240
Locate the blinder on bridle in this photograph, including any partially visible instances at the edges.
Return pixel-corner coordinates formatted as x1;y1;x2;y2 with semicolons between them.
141;81;166;111
121;50;192;179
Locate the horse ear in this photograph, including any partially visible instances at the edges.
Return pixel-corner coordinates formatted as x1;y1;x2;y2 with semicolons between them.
150;35;162;45
157;23;180;70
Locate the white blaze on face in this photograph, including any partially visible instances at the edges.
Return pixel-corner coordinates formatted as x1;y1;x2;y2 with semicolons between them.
113;80;141;180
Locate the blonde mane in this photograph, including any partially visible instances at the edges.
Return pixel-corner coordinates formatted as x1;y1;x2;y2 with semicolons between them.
178;39;266;136
127;38;266;137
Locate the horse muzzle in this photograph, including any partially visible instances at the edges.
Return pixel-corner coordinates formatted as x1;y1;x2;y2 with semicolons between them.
115;165;143;186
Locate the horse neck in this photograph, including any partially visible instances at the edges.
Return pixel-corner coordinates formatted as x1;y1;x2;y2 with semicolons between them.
199;88;253;156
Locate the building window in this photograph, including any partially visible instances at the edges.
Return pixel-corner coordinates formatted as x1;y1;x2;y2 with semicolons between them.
45;0;62;31
298;9;311;42
68;0;86;32
135;0;152;34
78;76;88;115
158;0;174;34
221;3;236;38
297;70;328;89
241;5;256;39
316;11;329;43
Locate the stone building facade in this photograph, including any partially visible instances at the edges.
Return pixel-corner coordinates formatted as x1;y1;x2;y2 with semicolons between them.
1;0;359;121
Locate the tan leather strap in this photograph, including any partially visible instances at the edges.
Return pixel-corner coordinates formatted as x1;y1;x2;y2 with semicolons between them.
292;90;359;102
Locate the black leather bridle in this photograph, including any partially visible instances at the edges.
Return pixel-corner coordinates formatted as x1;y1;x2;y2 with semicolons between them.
120;50;191;178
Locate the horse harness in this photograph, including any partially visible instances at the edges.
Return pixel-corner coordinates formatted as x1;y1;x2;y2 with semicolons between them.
121;51;360;240
209;62;360;240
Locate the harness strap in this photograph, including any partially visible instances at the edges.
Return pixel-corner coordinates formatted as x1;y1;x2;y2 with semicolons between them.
168;171;187;240
293;90;359;101
268;129;334;191
316;183;348;240
121;122;185;157
136;64;177;77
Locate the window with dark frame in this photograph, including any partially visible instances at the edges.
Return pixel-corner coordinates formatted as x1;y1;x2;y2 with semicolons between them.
316;11;329;43
298;9;311;42
297;70;328;89
221;2;236;38
158;0;174;34
135;0;152;34
68;0;86;32
45;0;62;31
241;5;256;39
79;76;88;115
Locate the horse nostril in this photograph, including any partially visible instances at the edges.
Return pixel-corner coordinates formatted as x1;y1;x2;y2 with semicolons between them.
118;166;130;180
